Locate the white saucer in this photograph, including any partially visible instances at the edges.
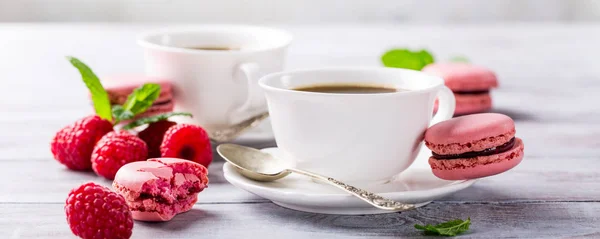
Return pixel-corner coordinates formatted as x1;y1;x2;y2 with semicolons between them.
223;146;477;215
233;118;275;144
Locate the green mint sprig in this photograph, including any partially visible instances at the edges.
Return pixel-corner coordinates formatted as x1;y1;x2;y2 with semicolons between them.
122;112;193;130
113;83;162;124
111;105;134;124
67;56;194;126
381;49;435;71
414;218;471;237
67;56;113;122
381;49;472;70
123;83;161;116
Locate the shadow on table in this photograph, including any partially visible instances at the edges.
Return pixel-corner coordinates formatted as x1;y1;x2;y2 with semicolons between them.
137;209;217;231
441;184;516;201
61;168;97;177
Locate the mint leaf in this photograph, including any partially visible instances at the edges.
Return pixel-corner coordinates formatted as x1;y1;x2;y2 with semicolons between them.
67;56;112;121
381;49;435;71
414;218;471;236
449;56;470;63
417;50;435;65
122;112;193;130
123;83;161;116
112;105;134;124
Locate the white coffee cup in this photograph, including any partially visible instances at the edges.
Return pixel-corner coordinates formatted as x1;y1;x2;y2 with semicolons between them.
138;25;292;132
259;67;455;183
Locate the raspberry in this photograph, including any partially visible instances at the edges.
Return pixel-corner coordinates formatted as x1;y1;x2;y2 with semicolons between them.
138;120;177;158
92;131;148;180
51;115;113;170
160;124;213;167
65;182;133;239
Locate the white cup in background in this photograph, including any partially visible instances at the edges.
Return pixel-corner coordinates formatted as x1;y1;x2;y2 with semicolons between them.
138;25;292;132
259;67;455;184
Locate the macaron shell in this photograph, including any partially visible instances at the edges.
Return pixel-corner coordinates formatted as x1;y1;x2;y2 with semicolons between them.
425;113;515;155
99;75;173;105
114;158;208;192
130;194;197;221
433;92;492;116
108;90;173;106
429;138;524;180
131;211;173;222
107;84;172;105
113;101;174;126
422;63;498;91
148;158;209;175
133;101;175;118
113;161;172;192
454;93;493;115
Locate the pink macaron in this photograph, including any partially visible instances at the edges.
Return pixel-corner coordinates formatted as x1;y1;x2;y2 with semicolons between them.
100;75;175;119
424;113;524;180
423;63;498;115
112;158;209;221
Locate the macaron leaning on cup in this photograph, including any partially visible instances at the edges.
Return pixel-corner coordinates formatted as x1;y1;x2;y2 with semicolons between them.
113;158;209;221
423;63;498;115
424;113;524;180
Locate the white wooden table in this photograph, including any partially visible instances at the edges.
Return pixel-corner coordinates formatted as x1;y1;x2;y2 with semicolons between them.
1;23;599;238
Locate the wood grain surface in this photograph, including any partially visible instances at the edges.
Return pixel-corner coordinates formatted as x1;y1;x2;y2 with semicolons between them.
0;23;598;238
2;203;599;238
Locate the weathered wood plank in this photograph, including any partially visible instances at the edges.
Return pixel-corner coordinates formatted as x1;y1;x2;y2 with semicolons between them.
1;202;599;238
1;156;598;203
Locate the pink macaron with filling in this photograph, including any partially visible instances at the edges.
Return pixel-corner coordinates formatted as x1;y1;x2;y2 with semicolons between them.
99;75;175;119
424;63;498;115
424;113;524;180
112;158;209;221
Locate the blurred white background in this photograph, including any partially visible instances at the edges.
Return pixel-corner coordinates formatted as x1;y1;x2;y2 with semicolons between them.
1;0;599;23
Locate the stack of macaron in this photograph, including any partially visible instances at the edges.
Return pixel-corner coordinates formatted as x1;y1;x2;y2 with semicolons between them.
423;63;498;116
100;75;175;119
424;113;524;180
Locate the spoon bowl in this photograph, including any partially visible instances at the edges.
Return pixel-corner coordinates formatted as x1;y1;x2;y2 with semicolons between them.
217;144;292;181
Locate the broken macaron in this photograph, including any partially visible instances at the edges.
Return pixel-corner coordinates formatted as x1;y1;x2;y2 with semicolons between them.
424;113;524;180
113;158;209;221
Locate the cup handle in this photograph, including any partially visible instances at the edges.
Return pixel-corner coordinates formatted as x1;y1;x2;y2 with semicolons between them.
230;62;264;124
430;86;455;126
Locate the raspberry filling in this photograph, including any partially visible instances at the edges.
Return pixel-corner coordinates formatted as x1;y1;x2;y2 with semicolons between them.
453;90;490;95
432;137;516;160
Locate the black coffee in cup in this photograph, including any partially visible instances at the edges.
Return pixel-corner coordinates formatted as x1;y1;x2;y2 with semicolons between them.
293;84;402;94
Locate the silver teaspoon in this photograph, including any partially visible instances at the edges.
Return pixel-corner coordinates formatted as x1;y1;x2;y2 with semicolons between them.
208;112;270;143
217;143;415;211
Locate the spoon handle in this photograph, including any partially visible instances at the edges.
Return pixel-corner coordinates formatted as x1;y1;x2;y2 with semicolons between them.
208;112;270;143
286;168;415;211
